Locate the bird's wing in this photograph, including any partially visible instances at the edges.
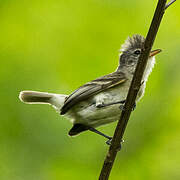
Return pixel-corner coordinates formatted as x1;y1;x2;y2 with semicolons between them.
60;71;127;114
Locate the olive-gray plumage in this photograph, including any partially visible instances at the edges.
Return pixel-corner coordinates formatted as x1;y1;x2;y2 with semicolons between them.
61;35;145;114
60;71;126;114
19;34;161;137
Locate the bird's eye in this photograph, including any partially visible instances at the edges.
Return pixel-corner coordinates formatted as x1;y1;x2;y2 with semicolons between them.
134;50;141;55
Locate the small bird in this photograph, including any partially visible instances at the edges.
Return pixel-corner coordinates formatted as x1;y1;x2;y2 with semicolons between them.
19;34;161;144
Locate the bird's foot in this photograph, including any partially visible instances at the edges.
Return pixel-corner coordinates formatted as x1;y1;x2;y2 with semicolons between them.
119;104;125;111
119;102;136;111
132;103;136;111
106;138;124;151
106;138;112;145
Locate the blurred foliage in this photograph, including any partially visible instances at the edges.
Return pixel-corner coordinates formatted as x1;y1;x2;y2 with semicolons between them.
0;0;180;179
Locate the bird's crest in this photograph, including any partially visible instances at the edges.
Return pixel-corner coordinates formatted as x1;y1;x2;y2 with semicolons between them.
120;34;145;52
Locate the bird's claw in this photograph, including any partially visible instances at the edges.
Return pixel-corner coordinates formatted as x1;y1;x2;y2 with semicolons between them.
132;103;136;111
119;103;136;111
119;104;125;111
106;138;124;151
106;138;112;145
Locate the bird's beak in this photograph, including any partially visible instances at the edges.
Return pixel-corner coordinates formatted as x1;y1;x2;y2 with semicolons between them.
149;49;162;57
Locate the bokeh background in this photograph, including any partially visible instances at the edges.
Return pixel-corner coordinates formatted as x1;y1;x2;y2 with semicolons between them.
0;0;179;179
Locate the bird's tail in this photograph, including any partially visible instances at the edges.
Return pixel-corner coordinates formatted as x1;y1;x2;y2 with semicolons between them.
19;91;68;111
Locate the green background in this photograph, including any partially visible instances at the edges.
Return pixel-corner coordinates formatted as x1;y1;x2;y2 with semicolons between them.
0;0;179;179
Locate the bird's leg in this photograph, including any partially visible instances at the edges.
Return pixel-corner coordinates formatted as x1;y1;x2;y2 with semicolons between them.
88;127;123;150
96;100;126;108
88;127;112;141
119;100;136;111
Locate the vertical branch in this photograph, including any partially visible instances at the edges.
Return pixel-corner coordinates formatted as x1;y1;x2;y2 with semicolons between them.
99;0;176;180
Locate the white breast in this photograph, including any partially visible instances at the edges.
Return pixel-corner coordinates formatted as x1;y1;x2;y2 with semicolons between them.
137;56;156;101
143;56;156;83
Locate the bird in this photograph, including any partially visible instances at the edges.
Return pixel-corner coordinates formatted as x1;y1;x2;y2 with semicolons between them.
19;34;161;145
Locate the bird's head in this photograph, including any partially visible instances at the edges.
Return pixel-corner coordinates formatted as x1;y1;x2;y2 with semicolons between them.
118;34;161;75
